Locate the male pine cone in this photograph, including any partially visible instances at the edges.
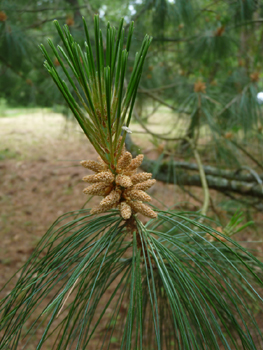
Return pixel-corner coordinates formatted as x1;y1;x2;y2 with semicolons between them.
80;149;157;220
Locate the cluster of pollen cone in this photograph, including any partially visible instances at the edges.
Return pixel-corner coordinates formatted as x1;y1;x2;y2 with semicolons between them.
80;143;157;220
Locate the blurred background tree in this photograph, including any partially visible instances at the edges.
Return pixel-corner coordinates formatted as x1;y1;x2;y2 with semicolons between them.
1;0;263;211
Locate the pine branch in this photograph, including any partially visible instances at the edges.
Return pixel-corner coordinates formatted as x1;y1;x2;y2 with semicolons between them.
124;0;154;31
194;0;222;19
25;16;67;30
133;109;184;141
228;138;263;171
139;82;179;93
125;135;263;200
229;18;263;29
138;86;189;114
152;35;197;43
0;55;24;78
2;5;90;13
40;16;152;168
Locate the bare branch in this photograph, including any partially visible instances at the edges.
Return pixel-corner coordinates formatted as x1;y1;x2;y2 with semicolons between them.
229;19;263;30
152;36;197;43
229;139;263;171
140;83;180;93
133;109;184;141
1;5;90;13
138;86;189;114
125;135;263;201
125;0;154;31
25;17;67;30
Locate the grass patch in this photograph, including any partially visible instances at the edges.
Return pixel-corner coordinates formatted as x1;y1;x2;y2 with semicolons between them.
0;148;19;160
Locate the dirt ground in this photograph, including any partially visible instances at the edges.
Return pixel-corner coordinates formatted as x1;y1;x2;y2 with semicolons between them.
0;109;263;349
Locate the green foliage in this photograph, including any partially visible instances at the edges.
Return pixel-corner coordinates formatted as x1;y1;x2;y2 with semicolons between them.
224;210;254;237
40;16;151;165
1;0;263;149
0;148;18;160
1;4;263;349
1;209;263;349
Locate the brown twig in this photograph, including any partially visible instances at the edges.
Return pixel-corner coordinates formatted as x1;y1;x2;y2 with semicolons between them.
215;85;249;119
133;109;183;141
141;83;180;93
228;139;263;171
138;86;181;113
124;0;154;32
25;16;67;30
152;35;197;43
2;5;90;13
229;19;263;30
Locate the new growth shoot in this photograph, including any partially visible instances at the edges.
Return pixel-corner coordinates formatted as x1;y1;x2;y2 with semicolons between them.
40;16;155;219
40;16;151;168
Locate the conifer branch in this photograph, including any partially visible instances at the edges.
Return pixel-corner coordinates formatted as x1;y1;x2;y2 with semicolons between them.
125;135;263;201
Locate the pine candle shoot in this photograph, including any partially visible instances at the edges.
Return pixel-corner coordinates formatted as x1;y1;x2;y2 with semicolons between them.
40;15;155;219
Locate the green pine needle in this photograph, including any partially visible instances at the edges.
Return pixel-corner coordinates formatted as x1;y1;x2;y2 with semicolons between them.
1;209;263;349
40;16;152;169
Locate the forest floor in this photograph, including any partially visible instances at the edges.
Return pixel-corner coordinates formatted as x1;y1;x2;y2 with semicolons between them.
0;108;263;349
